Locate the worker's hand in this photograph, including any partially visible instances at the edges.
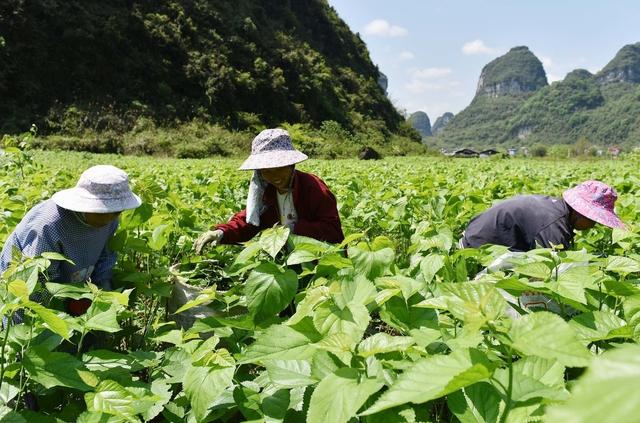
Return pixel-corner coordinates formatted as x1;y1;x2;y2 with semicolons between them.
194;229;224;254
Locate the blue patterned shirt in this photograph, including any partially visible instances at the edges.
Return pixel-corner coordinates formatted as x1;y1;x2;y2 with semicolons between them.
0;199;118;288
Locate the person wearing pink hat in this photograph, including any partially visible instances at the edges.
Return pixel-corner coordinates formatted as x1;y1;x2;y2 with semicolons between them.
460;180;625;252
194;128;344;252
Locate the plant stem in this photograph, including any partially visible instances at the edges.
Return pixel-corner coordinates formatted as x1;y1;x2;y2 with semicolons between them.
499;350;514;423
0;313;13;391
76;329;87;358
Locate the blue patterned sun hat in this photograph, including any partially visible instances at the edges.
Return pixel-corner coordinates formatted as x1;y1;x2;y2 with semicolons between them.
52;165;142;213
238;128;308;170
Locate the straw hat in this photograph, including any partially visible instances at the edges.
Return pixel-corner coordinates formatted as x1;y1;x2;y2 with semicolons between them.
238;128;308;170
51;165;142;213
562;180;624;228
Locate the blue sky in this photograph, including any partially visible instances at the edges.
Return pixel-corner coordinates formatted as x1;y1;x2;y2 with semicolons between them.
327;0;640;121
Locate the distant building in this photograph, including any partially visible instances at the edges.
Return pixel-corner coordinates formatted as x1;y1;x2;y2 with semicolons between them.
479;148;500;158
451;148;479;158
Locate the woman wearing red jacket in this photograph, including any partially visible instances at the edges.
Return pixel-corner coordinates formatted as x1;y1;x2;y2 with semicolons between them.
194;128;344;252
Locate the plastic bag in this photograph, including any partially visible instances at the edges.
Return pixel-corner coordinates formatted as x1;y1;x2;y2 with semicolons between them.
476;252;582;318
167;265;220;329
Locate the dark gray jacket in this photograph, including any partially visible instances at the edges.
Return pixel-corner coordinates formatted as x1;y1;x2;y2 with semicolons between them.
461;195;574;252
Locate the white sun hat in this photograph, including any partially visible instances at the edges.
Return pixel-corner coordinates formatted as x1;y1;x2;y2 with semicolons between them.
51;165;142;213
238;128;308;170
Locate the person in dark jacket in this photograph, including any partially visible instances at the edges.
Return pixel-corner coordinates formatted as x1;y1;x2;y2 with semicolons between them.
194;128;344;252
460;180;625;252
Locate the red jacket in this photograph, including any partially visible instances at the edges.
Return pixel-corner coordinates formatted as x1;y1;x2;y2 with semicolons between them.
216;170;344;244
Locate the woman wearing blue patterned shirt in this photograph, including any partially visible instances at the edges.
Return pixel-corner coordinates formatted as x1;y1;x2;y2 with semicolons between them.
0;165;141;313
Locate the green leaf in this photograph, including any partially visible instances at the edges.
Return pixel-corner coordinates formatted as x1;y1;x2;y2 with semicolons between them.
0;408;27;423
491;356;568;402
288;285;330;325
308;368;383;423
546;344;640;423
148;224;170;251
76;411;122;423
362;348;494;415
348;238;395;280
8;280;29;299
240;319;322;364
514;261;551;279
605;255;640;274
23;300;70;339
262;388;291;421
0;381;19;405
184;365;235;422
259;226;290;259
375;275;422;302
287;242;327;265
313;301;370;344
41;252;74;263
173;285;217;314
419;254;445;284
380;295;438;332
83;301;121;333
143;380;172;421
546;264;594;304
244;262;297;321
23;347;92;391
358;333;415;358
447;382;502;423
265;360;316;388
335;275;377;308
438;282;507;328
569;311;632;342
45;282;90;300
85;380;157;422
509;312;592;367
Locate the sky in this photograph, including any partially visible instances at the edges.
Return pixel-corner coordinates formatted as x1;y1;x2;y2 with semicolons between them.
327;0;640;121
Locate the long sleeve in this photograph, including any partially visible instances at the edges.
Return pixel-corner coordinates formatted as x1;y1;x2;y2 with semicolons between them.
91;246;116;289
293;174;344;244
216;209;263;244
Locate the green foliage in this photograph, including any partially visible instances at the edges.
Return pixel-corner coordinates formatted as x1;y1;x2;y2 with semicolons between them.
2;151;640;421
478;46;548;92
0;0;403;136
436;44;640;149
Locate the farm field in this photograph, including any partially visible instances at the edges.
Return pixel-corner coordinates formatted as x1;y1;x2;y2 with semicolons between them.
2;150;640;422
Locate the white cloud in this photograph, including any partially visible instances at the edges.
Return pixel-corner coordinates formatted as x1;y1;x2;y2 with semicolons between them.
405;80;461;94
462;39;498;55
363;19;408;37
411;67;452;79
399;51;415;61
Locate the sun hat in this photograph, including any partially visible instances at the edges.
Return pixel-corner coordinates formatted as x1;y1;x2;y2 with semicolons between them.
238;128;308;170
51;165;142;213
562;180;625;229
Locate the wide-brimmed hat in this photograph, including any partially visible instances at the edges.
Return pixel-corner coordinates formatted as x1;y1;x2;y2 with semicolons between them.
238;128;308;170
562;180;625;228
52;165;142;213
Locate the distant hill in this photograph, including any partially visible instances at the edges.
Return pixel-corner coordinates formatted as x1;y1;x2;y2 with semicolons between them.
431;112;454;135
436;43;640;148
0;0;404;135
408;111;431;137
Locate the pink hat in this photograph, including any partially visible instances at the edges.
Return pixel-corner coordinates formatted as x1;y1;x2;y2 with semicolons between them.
562;180;625;229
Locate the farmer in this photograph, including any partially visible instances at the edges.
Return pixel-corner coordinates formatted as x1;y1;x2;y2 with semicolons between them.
194;128;344;252
460;180;625;251
460;180;625;317
0;165;141;313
